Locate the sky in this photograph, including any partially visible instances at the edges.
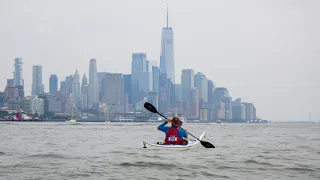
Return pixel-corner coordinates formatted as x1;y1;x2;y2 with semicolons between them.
0;0;319;121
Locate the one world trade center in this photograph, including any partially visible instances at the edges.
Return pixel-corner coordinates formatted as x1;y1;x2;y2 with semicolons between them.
160;5;175;84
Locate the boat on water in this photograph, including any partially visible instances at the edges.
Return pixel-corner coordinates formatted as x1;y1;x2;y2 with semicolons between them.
65;103;79;124
65;119;77;124
142;132;206;149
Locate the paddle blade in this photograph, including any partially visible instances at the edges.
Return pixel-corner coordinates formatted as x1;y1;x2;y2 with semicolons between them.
144;102;158;114
200;141;215;148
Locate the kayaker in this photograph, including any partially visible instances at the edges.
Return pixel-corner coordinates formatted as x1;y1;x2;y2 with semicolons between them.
157;116;189;145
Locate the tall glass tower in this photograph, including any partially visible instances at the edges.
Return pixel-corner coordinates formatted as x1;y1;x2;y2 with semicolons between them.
160;5;175;84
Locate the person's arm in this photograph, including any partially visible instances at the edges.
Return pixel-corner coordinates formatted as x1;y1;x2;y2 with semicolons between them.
182;129;189;139
157;118;171;133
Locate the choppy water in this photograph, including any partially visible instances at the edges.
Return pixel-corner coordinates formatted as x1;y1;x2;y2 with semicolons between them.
0;122;319;180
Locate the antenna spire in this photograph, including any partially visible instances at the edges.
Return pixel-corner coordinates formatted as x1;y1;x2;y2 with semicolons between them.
166;4;169;28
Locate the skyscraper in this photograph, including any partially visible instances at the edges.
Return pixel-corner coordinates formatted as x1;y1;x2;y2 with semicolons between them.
131;53;147;105
49;74;58;95
72;70;81;96
32;65;43;96
207;79;215;104
160;5;175;84
13;58;24;86
88;59;99;105
194;72;208;103
174;83;181;102
82;73;88;86
123;74;132;104
181;69;194;102
63;75;73;94
71;70;81;105
81;73;89;108
101;73;124;105
152;66;160;96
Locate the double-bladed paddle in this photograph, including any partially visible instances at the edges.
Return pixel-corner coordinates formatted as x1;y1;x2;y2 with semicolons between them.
144;102;215;148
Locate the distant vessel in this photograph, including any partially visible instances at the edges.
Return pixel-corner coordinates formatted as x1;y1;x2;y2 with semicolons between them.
66;103;78;124
65;119;77;124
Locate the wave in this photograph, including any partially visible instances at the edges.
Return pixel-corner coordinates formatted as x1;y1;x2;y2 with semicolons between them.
199;171;231;178
215;165;237;170
25;153;70;159
284;167;317;172
143;154;162;159
109;150;139;156
244;159;275;166
119;161;187;171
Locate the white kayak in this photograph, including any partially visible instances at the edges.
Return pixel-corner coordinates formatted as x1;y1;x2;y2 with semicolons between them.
143;132;206;149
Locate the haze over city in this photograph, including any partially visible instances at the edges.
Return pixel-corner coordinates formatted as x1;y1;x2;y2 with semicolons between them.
0;0;319;121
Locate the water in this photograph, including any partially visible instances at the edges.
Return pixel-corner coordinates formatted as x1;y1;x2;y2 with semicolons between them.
0;122;319;180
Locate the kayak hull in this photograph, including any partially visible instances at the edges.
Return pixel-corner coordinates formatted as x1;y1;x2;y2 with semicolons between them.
142;132;206;149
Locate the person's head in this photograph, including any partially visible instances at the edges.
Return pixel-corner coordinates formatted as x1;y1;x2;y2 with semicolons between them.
171;116;182;127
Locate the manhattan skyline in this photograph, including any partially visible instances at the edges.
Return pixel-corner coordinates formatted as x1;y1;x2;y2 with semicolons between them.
0;0;319;121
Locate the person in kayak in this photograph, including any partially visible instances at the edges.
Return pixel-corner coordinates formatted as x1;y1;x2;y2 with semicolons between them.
157;116;189;145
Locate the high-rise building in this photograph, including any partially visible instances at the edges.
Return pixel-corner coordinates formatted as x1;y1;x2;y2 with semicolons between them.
101;73;124;105
49;74;58;95
244;103;255;121
181;69;194;102
88;59;99;105
23;96;44;115
212;87;230;107
194;72;208;103
97;72;108;100
123;74;132;104
82;73;88;86
152;66;160;94
232;98;246;121
71;70;81;105
174;83;181;102
158;72;173;112
207;80;215;104
81;74;89;109
131;53;147;104
32;65;43;96
160;5;175;84
139;71;153;94
72;70;81;96
188;87;200;119
59;81;65;91
146;61;157;72
62;75;73;94
13;58;24;86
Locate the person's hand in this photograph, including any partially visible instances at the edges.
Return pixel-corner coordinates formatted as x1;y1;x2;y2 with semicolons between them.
167;118;172;123
184;129;189;133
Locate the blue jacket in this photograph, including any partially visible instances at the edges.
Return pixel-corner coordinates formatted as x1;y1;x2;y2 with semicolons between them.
157;122;188;139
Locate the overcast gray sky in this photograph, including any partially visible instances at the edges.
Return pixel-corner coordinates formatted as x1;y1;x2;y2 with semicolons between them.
0;0;319;121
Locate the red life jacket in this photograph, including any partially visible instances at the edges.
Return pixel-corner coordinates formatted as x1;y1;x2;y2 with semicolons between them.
164;127;183;145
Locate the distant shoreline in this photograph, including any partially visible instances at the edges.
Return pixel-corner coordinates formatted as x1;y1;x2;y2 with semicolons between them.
0;119;318;124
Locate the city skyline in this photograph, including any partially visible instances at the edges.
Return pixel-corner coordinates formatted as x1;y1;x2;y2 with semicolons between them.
0;0;318;121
